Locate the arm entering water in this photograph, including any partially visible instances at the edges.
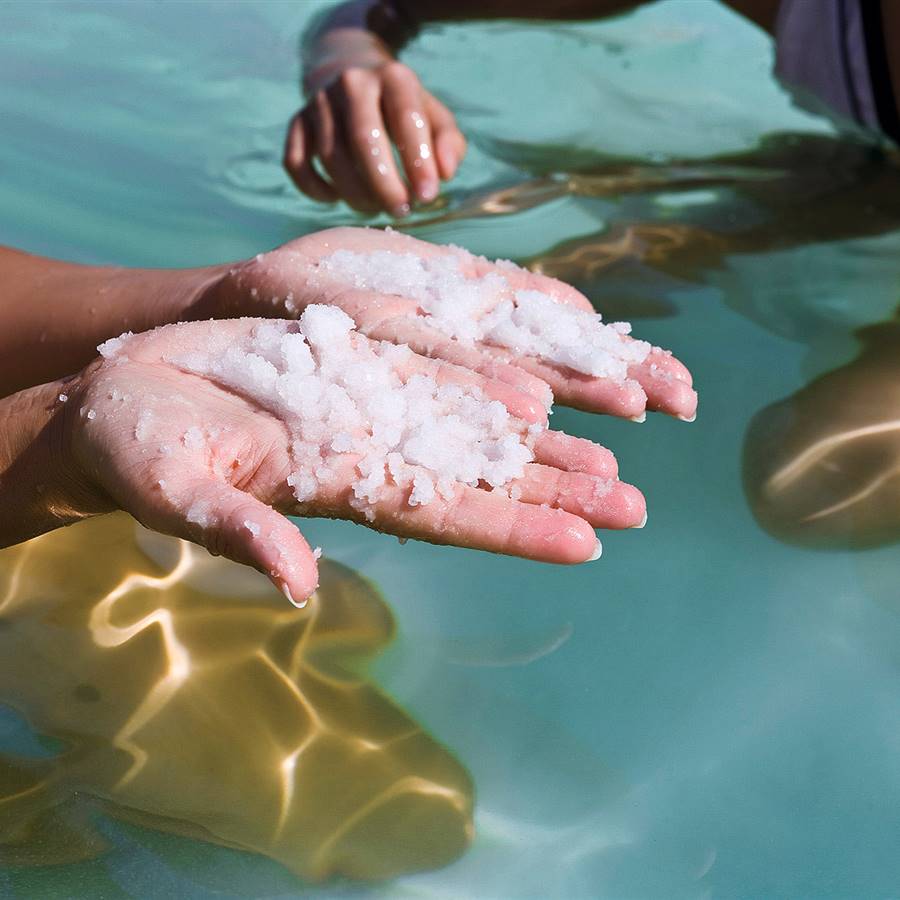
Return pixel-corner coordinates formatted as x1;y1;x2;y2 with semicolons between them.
284;0;782;214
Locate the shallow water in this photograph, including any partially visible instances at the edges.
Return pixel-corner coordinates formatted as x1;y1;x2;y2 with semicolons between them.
2;1;900;897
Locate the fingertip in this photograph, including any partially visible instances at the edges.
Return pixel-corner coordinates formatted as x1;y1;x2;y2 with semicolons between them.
617;481;647;528
435;132;461;180
417;176;439;203
559;518;600;564
649;380;698;421
603;379;648;420
533;510;598;564
276;574;317;609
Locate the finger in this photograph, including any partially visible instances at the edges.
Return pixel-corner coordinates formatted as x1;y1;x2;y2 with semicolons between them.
365;309;554;408
426;94;466;180
391;344;549;425
509;464;647;528
342;79;411;215
381;63;441;204
466;255;595;312
282;111;338;203
507;464;646;530
368;306;646;419
504;354;650;419
312;87;382;213
629;360;698;421
173;479;320;606
312;466;600;563
637;346;693;386
532;430;619;479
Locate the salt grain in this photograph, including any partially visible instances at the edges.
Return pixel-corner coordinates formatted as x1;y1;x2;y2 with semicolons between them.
165;306;539;515
318;248;652;380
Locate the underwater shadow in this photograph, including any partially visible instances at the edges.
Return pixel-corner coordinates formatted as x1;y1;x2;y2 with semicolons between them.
0;513;473;884
743;312;900;550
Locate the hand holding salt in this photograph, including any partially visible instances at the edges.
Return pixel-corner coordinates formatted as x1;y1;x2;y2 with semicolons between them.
68;311;645;607
207;227;697;422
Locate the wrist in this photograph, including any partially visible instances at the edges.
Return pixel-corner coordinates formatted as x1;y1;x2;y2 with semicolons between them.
303;28;396;95
0;372;113;549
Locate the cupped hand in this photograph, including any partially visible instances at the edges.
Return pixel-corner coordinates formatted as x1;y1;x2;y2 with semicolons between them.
284;60;466;216
63;318;645;606
203;227;697;421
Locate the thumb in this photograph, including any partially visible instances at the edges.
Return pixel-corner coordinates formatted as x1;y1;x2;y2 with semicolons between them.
164;478;320;607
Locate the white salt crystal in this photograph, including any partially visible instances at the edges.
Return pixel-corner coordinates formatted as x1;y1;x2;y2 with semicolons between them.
58;393;68;403
243;519;261;537
186;500;211;528
98;333;133;359
317;248;653;380
183;426;205;452
313;547;322;560
86;408;96;420
408;470;436;506
135;409;155;441
166;308;539;516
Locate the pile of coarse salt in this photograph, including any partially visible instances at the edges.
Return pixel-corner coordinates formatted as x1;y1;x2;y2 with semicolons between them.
143;306;539;516
316;248;652;381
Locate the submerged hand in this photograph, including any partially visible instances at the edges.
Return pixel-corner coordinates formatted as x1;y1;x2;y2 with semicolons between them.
203;227;697;421
284;59;466;216
61;318;645;606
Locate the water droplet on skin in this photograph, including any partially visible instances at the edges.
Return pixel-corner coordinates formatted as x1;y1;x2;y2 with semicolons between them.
370;146;380;156
411;113;425;129
377;163;389;175
369;127;381;140
419;143;431;160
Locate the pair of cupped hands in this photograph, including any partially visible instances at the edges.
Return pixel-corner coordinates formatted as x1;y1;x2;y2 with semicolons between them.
63;228;696;604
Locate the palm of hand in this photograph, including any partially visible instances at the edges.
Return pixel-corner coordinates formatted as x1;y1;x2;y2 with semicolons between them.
68;318;643;606
215;227;697;421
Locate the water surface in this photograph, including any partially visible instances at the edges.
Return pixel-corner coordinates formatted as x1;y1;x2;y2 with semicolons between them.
2;2;900;897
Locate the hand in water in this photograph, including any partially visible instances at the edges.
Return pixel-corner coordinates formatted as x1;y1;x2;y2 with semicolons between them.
204;228;697;421
63;318;645;606
284;59;466;216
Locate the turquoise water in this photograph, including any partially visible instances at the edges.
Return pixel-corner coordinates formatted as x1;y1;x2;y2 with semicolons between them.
3;1;900;897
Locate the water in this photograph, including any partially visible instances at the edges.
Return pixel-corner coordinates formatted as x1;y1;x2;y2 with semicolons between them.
2;1;900;897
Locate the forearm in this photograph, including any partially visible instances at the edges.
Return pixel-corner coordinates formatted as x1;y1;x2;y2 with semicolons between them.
302;0;645;90
0;247;226;397
0;375;110;548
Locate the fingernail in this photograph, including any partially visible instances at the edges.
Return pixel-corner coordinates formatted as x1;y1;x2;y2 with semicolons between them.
281;582;308;609
678;412;697;423
630;411;647;423
632;511;648;529
588;540;603;561
419;179;439;202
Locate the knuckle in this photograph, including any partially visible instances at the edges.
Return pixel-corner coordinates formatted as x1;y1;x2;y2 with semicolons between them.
350;124;377;148
382;60;417;85
337;66;368;92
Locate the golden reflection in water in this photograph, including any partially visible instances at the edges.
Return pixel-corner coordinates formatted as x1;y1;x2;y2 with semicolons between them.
407;134;900;320
0;513;473;881
743;316;900;548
